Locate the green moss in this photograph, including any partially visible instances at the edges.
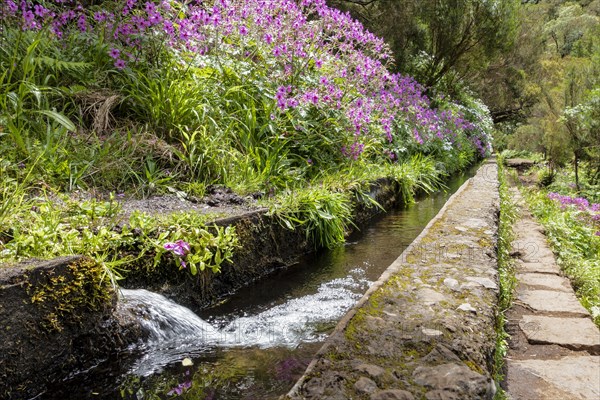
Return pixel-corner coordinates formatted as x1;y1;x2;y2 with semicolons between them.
29;258;113;332
464;360;484;375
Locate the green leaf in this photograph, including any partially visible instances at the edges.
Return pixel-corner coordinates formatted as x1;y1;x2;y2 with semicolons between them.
35;110;76;131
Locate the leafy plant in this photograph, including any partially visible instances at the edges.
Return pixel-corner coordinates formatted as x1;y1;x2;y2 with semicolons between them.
269;187;354;249
493;157;518;399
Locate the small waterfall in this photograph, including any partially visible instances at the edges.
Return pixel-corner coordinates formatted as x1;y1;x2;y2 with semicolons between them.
213;271;370;347
119;289;217;343
118;270;370;376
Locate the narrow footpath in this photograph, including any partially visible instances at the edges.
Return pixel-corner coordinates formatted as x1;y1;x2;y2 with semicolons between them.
504;188;600;399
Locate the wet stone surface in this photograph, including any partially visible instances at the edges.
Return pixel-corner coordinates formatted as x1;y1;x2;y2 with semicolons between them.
286;160;500;399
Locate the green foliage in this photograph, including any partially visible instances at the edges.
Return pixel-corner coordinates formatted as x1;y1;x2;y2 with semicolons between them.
269;187;354;249
0;173;238;281
502;0;600;183
538;166;557;187
0;29;76;156
129;211;239;275
493;157;518;398
386;154;445;204
121;63;212;139
329;0;520;88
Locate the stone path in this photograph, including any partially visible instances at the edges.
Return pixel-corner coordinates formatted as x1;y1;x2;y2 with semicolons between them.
504;188;600;400
286;160;502;399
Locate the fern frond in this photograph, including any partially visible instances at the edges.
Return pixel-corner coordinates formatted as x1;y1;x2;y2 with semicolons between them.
32;56;92;74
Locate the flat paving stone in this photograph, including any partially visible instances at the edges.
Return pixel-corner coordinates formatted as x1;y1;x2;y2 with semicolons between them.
512;240;555;262
519;315;600;353
506;356;600;400
518;290;589;317
517;260;560;275
517;273;572;292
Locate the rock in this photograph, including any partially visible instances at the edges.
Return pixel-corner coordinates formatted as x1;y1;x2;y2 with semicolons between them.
516;273;571;292
457;303;477;313
443;278;460;291
0;257;137;399
354;377;378;394
424;390;461;400
417;288;447;305
412;363;493;398
465;277;498;290
519;315;600;352
518;290;589;317
506;356;600;400
422;328;444;337
302;377;325;397
356;364;386;379
505;158;536;171
371;389;415;400
422;344;462;364
516;260;560;275
463;218;487;229
365;315;388;328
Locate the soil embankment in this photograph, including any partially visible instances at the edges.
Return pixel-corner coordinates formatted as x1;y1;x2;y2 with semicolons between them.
286;160;501;399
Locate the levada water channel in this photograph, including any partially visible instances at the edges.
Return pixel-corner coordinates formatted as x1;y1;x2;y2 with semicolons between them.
44;168;477;399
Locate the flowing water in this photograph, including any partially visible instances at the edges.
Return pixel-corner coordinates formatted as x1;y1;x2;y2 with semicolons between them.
47;168;476;399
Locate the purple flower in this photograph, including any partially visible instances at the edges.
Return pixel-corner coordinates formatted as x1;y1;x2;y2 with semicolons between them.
164;239;191;257
108;48;120;59
34;4;49;18
167;380;192;396
23;10;36;29
114;59;126;70
6;0;18;15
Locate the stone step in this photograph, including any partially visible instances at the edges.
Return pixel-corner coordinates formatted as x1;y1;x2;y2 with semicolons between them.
516;273;572;292
512;240;555;262
517;289;590;317
506;356;600;400
519;315;600;353
516;260;560;275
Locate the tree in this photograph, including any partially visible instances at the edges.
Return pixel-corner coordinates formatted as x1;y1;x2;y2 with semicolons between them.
327;0;520;89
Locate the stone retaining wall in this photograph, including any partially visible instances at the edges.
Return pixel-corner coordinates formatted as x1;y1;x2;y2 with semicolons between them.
286;160;500;400
0;257;141;399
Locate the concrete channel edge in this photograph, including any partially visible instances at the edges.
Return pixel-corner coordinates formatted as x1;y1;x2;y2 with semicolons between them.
285;159;500;400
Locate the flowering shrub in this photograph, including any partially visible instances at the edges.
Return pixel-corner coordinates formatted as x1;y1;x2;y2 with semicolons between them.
548;192;600;235
1;0;492;168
